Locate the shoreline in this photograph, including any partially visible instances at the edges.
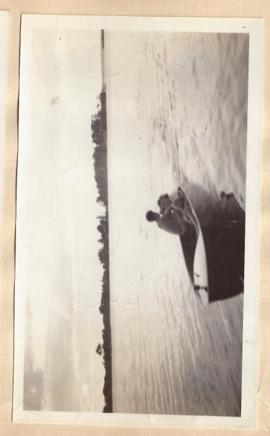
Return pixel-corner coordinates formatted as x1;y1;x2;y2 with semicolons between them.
91;88;112;413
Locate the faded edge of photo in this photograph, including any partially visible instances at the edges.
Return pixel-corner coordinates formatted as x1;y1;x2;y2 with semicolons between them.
13;19;108;417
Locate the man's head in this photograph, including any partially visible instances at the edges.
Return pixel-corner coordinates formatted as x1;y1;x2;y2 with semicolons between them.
157;194;172;213
146;210;159;222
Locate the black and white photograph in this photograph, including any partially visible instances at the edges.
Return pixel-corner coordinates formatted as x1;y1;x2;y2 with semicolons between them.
13;16;261;427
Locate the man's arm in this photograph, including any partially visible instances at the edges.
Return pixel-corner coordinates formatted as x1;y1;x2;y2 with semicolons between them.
176;187;199;233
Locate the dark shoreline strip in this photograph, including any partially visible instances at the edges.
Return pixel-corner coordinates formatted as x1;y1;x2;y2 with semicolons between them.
91;30;112;413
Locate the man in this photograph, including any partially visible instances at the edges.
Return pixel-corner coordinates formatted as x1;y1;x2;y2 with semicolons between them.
146;206;189;236
158;187;199;231
146;186;245;303
146;186;198;236
146;189;199;287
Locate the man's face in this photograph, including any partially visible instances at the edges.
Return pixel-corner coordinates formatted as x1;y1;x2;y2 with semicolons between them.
158;194;172;213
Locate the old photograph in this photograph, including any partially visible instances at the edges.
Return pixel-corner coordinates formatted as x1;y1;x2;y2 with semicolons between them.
13;16;261;427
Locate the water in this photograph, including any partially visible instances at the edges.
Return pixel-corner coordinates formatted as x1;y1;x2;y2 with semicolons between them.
106;32;248;416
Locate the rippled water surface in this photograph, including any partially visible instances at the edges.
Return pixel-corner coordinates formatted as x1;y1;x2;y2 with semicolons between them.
106;32;248;416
